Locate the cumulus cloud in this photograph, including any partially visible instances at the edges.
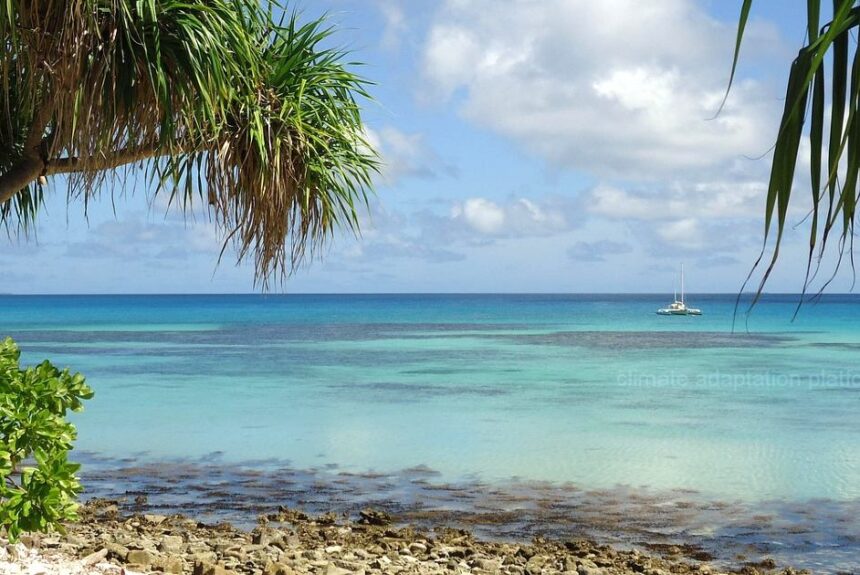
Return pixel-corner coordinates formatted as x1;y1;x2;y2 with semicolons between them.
411;0;803;272
375;0;408;50
586;181;766;221
366;126;456;183
576;177;776;258
629;216;761;261
452;198;506;234
656;218;705;251
330;193;580;268
339;201;465;264
420;0;784;179
65;216;221;262
348;234;464;264
450;197;570;237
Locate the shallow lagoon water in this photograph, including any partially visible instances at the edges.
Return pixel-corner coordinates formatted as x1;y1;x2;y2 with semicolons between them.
4;294;860;571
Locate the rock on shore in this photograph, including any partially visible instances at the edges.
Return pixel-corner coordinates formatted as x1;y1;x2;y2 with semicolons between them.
0;500;807;575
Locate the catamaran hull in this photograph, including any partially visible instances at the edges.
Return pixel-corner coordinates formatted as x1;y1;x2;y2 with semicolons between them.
656;309;702;316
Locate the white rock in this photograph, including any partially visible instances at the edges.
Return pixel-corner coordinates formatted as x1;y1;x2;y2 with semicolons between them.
0;538;124;575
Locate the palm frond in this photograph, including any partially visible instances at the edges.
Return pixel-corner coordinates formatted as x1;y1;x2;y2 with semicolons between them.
730;0;860;307
0;0;378;283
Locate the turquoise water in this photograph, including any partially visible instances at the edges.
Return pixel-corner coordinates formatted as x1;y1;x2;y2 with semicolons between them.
4;293;859;503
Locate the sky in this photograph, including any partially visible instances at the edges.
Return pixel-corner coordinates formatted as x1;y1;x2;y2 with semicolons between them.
2;0;852;294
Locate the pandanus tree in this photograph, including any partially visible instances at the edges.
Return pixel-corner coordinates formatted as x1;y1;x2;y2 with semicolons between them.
0;0;377;282
0;1;377;539
731;0;860;302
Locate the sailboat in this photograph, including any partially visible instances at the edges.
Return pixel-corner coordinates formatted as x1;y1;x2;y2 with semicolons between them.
656;264;701;316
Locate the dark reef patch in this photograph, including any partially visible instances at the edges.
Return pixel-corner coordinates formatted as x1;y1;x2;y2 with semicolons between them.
490;331;794;350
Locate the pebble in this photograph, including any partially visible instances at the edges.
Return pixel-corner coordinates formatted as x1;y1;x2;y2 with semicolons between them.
158;535;184;554
0;500;801;575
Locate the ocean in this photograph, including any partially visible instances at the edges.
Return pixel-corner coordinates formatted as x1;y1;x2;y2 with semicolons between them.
3;294;859;571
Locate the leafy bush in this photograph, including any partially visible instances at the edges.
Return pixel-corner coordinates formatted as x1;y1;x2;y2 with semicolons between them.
0;337;93;541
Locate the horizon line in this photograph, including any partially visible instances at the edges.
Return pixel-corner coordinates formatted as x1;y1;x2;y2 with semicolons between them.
3;291;857;297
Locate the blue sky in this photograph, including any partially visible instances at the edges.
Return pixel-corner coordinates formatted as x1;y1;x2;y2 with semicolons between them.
2;0;851;294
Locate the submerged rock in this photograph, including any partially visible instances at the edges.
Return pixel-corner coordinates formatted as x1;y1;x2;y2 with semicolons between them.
358;508;392;526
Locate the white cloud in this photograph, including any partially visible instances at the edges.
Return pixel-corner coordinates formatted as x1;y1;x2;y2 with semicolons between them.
593;66;678;111
656;218;705;250
423;25;484;99
581;180;770;257
338;201;464;264
416;0;808;272
375;0;408;50
450;197;569;237
587;181;766;221
421;0;784;180
366;126;455;183
326;194;579;270
65;215;222;262
453;198;506;233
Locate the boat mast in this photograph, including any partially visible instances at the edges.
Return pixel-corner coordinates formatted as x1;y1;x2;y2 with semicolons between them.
681;263;685;304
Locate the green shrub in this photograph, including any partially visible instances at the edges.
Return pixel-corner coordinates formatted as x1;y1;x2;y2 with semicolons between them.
0;337;93;541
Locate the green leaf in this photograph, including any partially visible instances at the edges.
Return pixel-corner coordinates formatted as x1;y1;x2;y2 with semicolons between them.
0;338;90;538
715;0;753;117
728;0;860;307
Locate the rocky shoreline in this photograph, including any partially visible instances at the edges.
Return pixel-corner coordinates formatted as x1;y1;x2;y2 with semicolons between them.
0;500;808;575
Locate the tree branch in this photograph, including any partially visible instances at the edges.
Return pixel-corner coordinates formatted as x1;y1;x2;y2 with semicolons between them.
0;105;57;205
0;155;45;205
46;144;162;175
5;473;19;489
0;142;164;206
24;104;53;151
